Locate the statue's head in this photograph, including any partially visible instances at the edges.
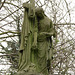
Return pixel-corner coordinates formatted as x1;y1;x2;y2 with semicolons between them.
35;7;44;19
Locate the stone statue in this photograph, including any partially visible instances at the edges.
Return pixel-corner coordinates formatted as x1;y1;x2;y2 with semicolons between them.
17;2;56;75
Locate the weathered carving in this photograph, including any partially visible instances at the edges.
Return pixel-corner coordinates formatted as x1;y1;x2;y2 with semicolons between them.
17;2;56;75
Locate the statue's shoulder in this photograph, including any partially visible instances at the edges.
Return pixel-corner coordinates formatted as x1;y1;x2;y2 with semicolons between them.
44;16;49;20
39;15;51;23
39;16;50;25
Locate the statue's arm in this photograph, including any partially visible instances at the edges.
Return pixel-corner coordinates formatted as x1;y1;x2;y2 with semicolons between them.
39;20;54;37
31;32;38;50
33;31;37;45
31;17;38;50
33;18;38;46
40;20;56;37
39;32;54;36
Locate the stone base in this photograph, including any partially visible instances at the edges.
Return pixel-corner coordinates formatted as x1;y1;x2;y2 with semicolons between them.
16;63;44;75
16;71;43;75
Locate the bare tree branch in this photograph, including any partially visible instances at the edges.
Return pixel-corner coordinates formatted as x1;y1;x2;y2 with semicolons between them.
0;34;19;39
0;0;6;9
0;6;22;21
54;23;75;25
0;31;20;35
0;53;18;57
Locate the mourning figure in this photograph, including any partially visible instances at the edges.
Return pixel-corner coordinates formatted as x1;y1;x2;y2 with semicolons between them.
17;2;56;75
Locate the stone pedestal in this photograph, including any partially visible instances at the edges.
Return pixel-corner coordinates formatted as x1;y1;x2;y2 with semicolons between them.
17;71;43;75
16;63;44;75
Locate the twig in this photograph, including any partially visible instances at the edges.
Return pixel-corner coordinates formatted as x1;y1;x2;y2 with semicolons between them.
0;6;22;21
0;53;18;57
0;34;19;39
54;23;75;25
0;0;6;9
0;31;20;35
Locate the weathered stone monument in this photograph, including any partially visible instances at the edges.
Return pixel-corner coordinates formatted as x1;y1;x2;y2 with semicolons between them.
17;0;56;75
